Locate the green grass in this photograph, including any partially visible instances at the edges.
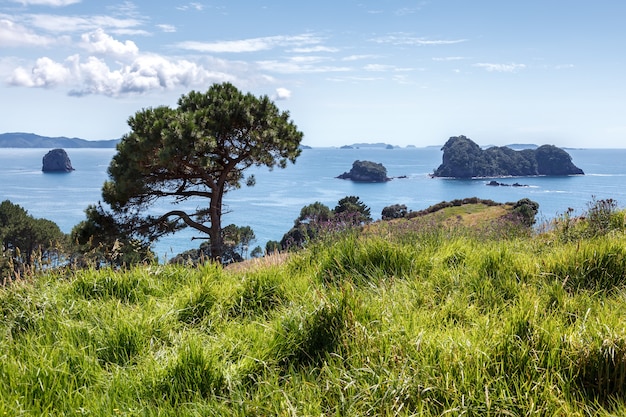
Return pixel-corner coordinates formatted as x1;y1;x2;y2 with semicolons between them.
1;209;626;415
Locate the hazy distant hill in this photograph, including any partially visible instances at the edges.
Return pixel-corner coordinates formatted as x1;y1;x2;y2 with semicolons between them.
0;132;119;148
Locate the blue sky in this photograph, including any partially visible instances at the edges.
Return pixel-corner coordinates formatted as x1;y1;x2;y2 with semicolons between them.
1;0;625;148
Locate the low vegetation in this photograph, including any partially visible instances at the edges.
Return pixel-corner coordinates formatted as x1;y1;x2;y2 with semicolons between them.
1;198;625;415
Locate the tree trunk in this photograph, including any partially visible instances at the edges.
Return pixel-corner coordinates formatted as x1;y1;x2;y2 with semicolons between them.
209;189;224;262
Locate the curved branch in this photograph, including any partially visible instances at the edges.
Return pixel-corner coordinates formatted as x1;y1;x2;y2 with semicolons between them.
158;210;212;236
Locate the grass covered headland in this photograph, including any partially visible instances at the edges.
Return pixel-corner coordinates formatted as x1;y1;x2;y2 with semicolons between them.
2;199;626;415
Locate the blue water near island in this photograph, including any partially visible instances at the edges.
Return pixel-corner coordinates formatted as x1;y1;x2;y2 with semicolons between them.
1;147;625;261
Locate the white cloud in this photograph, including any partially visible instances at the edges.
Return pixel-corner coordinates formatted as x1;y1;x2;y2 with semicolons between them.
342;54;379;61
27;14;143;33
364;64;394;72
177;3;204;12
473;63;526;72
432;56;467;61
176;34;323;53
157;24;176;33
80;28;138;60
69;54;234;96
10;0;81;6
394;6;423;16
8;31;235;96
273;87;291;100
257;59;350;74
10;56;71;87
0;18;57;47
289;46;339;53
371;34;467;46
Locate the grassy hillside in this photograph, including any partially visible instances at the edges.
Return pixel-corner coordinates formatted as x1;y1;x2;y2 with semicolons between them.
1;202;626;415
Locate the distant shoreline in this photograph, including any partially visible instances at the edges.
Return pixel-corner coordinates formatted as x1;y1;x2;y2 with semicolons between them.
0;132;119;148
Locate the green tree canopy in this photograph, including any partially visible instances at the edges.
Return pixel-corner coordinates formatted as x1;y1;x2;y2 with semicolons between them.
337;160;389;182
0;200;66;280
280;196;372;250
102;82;303;262
295;201;334;225
71;203;153;267
381;204;408;220
334;196;372;225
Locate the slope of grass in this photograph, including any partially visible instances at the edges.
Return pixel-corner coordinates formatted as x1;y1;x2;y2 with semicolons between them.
1;208;626;415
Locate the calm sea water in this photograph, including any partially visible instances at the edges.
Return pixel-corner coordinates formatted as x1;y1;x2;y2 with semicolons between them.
1;147;624;260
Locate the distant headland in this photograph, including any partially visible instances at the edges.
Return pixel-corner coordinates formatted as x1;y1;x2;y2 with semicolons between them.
0;132;119;148
432;135;584;178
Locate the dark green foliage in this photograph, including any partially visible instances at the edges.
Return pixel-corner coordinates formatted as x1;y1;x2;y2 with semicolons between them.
334;196;372;224
71;203;153;267
223;224;256;259
279;202;336;249
250;245;264;258
433;135;483;178
511;198;540;226
0;200;66;281
295;201;333;225
381;204;408;220
433;135;584;178
280;223;316;250
265;240;281;254
407;197;501;218
102;82;303;262
280;197;372;250
535;144;584;175
337;160;389;182
169;224;256;265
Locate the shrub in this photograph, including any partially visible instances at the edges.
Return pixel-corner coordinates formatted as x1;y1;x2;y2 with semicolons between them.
381;204;408;220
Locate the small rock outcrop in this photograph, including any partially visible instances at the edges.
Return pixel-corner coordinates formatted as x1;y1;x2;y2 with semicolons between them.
337;160;390;182
42;148;74;172
486;181;528;187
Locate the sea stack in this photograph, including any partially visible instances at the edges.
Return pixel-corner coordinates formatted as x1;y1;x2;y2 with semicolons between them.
42;148;74;172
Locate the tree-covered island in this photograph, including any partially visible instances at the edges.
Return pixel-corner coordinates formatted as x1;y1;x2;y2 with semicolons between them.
433;135;584;178
337;160;390;182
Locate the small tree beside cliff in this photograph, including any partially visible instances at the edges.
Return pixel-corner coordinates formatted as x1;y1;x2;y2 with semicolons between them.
102;83;303;262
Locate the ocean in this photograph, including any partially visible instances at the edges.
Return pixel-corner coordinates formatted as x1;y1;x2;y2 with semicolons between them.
1;147;625;261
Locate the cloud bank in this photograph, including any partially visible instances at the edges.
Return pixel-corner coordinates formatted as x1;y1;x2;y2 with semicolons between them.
8;29;234;97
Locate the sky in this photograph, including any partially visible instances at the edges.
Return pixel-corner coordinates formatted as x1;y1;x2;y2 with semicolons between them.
1;0;625;148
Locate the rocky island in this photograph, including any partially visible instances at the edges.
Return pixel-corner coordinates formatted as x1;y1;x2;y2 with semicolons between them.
432;135;584;178
337;160;390;182
42;148;74;172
